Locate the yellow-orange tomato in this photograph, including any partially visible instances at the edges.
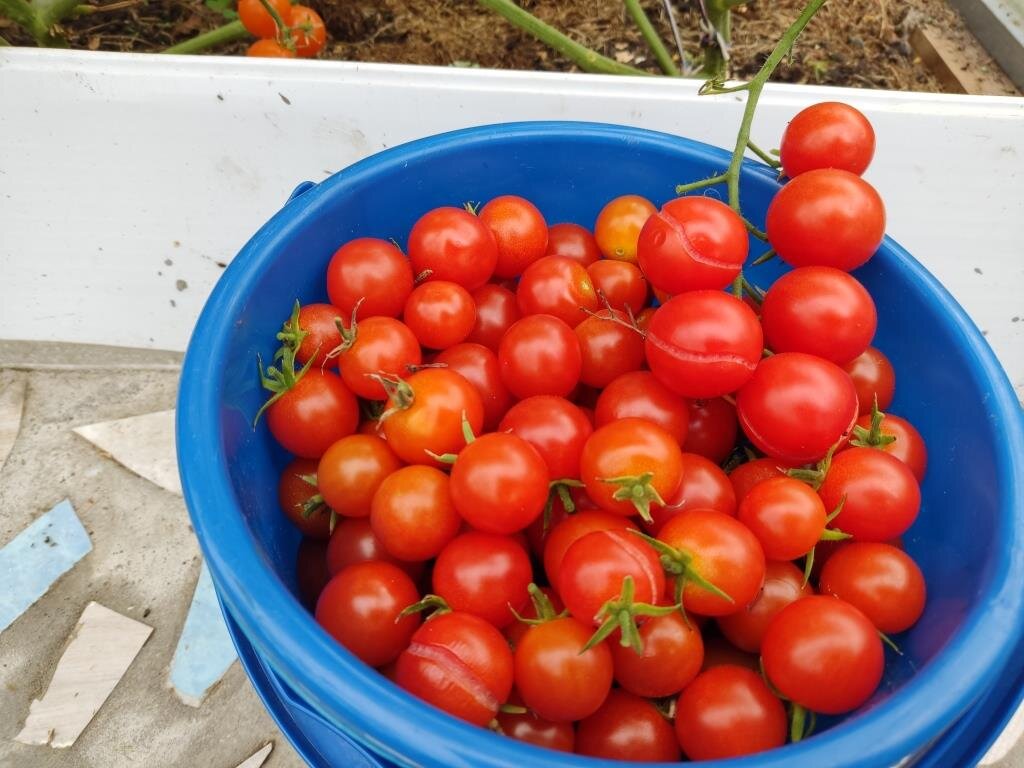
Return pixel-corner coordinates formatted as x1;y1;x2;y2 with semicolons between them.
239;0;291;39
289;5;327;58
246;39;295;58
594;195;656;263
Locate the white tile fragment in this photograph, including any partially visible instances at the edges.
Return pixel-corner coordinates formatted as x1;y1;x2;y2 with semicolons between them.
73;409;181;496
233;742;273;768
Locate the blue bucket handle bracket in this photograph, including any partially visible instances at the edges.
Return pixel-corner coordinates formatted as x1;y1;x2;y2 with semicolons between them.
287;181;317;204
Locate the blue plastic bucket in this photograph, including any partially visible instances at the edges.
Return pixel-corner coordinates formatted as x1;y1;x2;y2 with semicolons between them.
177;122;1024;768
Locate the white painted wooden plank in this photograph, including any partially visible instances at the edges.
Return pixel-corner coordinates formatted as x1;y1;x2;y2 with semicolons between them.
15;601;152;748
73;409;181;496
233;742;273;768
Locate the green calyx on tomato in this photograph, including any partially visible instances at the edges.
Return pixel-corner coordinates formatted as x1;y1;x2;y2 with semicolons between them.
802;496;850;585
629;529;733;620
369;373;415;415
601;472;665;523
785;440;840;491
581;575;679;656
325;298;363;359
849;395;897;449
254;301;318;426
510;583;568;626
542;479;586;534
296;471;337;532
398;593;453;621
425;412;478;464
789;702;816;743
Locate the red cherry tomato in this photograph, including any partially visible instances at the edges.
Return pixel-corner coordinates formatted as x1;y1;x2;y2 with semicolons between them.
498;314;582;399
278;458;332;538
645;291;763;399
683;397;738;463
396;611;513;726
542;510;633;588
575;310;646;388
852;412;928;481
291;303;342;368
637;196;748;294
701;631;760;673
559;529;666;625
844;346;896;415
576;690;680;762
516;255;598;327
465;283;521;351
434;343;512;431
515;616;614;722
408;207;498;290
402;280;476;350
647;452;737;532
594;370;690;445
370;465;460;562
497;709;574;753
326;517;422;578
586;259;649;314
266;370;359;458
246;39;295;57
433;532;532;628
380;368;484;466
761;266;877;365
580;418;683;520
315;562;421;667
238;0;290;38
479;195;548;278
317;434;401;518
728;457;788;503
594;194;657;263
762;595;884;714
717;560;814;653
675;665;786;761
657;509;765;616
820;542;926;633
611;612;703;698
738;476;826;561
499;396;593;480
736;352;858;464
450;433;549;534
296;537;330;607
767;169;886;272
326;238;413;320
288;5;326;57
545;222;600;267
820;447;921;541
335;316;422;401
780;101;876;178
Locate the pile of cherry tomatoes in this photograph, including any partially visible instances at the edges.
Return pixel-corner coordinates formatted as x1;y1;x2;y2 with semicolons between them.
262;101;929;762
238;0;325;59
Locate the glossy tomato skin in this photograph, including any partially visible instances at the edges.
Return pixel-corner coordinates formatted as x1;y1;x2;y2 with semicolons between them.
316;434;401;518
647;452;736;533
326;238;413;320
780;101;876;178
449;433;549;534
479;195;548;278
852;412;928;481
466;284;521;351
820;447;921;541
575;310;646;388
738;476;827;561
611;612;703;698
645;291;763;399
499;396;592;479
434;343;512;431
762;595;884;714
767;168;886;272
658;509;766;616
498;314;582;399
728;457;788;503
246;39;295;57
761;266;877;365
595;371;690;445
293;303;343;368
288;5;326;57
497;707;575;753
315;562;421;667
542;510;633;588
844;346;896;414
819;542;926;633
296;537;330;607
326;517;422;579
586;259;649;313
594;194;657;263
402;280;476;350
737;352;858;464
701;631;760;673
396;611;514;726
637;196;748;294
546;222;600;267
682;397;738;464
717;560;813;652
576;690;680;762
336;317;422;401
579;418;683;518
408;207;498;290
516;256;599;327
279;458;331;538
370;465;460;562
433;532;532;628
267;370;359;458
238;0;290;38
381;368;484;466
515;617;614;722
675;665;786;761
559;530;666;625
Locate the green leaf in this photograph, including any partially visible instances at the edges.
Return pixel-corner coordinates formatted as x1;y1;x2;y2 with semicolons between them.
205;0;237;19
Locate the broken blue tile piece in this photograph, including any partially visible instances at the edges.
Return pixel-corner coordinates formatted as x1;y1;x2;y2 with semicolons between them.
169;559;237;706
0;499;92;633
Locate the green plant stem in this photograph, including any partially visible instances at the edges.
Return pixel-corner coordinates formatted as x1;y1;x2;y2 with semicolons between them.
477;0;650;76
256;0;291;43
746;139;781;168
163;20;249;54
701;0;730;77
624;0;679;76
0;34;9;45
0;0;45;42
